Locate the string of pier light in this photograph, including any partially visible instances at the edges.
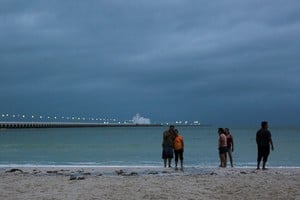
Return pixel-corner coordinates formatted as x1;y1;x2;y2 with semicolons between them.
0;113;123;124
174;120;200;125
1;113;200;125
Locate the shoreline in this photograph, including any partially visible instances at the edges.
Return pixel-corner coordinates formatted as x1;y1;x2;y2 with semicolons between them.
2;165;300;177
1;165;300;176
1;167;299;199
1;164;300;169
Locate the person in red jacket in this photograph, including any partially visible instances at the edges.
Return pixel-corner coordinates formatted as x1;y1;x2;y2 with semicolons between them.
173;129;184;171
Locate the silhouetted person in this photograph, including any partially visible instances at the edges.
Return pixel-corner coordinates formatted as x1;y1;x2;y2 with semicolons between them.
256;121;274;170
225;128;234;167
162;125;176;167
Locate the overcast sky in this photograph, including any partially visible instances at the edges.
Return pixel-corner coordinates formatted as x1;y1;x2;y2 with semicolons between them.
1;0;299;126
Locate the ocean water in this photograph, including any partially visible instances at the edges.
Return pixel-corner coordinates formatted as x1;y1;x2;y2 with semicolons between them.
0;126;299;168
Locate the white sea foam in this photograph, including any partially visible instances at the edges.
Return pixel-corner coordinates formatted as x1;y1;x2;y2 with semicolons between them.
132;113;150;124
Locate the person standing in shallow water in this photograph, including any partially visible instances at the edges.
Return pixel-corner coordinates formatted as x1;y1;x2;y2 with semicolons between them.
162;125;176;168
218;128;227;168
173;129;184;171
225;128;234;167
256;121;274;170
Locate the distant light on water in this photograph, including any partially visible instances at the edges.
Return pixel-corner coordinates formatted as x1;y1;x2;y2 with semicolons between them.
1;112;199;125
0;112;127;125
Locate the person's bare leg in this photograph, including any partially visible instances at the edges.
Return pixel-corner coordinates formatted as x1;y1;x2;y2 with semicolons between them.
221;154;227;167
219;154;222;167
228;152;233;167
168;158;172;168
164;159;167;168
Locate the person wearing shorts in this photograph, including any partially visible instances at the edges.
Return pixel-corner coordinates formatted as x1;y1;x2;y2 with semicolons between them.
256;121;274;170
218;128;227;168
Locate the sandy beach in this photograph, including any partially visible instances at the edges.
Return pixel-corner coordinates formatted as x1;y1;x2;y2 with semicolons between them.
0;167;299;200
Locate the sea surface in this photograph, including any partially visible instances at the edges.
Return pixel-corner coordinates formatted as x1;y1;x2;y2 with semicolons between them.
0;126;299;168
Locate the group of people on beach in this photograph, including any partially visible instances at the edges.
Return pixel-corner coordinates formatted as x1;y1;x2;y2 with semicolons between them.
161;125;184;170
218;121;275;169
163;121;274;170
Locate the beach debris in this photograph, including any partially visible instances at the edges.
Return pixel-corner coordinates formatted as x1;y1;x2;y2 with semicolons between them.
77;176;85;180
240;171;247;175
59;169;70;173
57;171;65;175
45;169;71;176
47;170;58;174
125;172;138;176
115;170;125;175
32;169;41;174
5;168;23;173
148;171;159;175
210;172;218;176
69;175;85;180
83;172;91;176
115;170;138;176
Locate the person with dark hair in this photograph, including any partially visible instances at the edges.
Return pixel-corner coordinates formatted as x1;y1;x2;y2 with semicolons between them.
218;128;227;168
256;121;274;170
173;129;184;171
162;125;176;168
225;128;234;167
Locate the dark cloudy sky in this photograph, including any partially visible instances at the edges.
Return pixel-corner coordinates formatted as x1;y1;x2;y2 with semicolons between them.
1;0;300;126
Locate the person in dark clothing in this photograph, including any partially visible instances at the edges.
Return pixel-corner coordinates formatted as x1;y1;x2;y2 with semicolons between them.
162;125;176;168
225;128;234;167
256;121;274;170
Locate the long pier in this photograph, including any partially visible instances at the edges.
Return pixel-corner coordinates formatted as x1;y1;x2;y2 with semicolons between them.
0;122;164;129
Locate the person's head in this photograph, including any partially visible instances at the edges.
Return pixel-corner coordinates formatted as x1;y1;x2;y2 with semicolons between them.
218;128;224;135
174;129;179;136
261;121;268;129
224;128;230;135
169;125;175;131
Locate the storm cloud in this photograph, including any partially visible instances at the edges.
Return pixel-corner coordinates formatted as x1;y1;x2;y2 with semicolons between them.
1;0;300;126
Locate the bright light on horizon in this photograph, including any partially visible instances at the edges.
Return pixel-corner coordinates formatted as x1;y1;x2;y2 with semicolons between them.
132;113;151;125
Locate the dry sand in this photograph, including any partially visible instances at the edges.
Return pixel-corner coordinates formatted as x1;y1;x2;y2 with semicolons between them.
0;167;299;200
